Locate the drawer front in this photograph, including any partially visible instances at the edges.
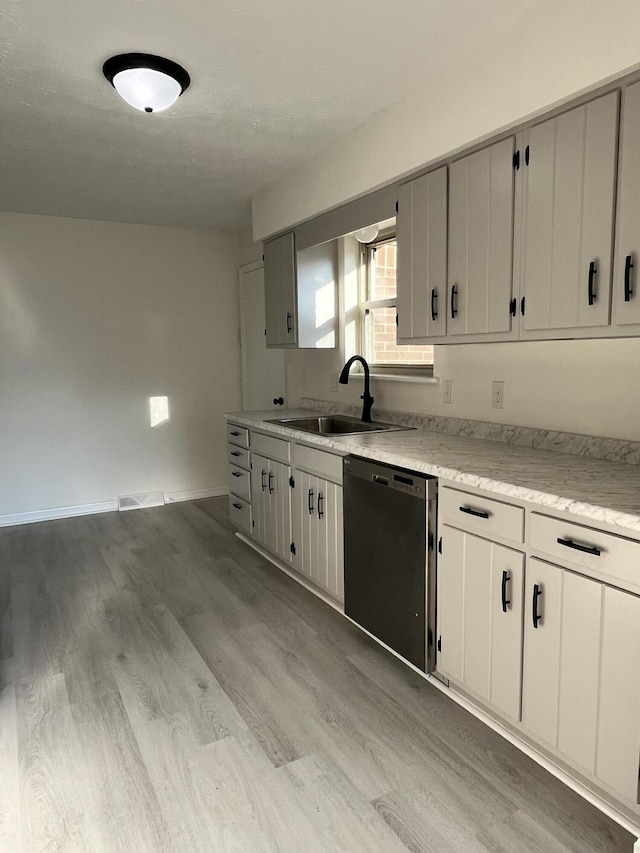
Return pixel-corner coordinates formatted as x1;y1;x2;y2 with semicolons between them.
228;464;251;502
440;486;524;543
226;423;249;448
227;444;250;470
530;512;640;587
251;431;291;463
293;444;343;484
228;495;252;534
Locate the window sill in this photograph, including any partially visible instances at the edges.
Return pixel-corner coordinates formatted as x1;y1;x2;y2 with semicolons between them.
369;373;439;385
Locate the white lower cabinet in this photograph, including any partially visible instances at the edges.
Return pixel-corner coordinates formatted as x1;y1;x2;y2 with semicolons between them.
250;452;292;563
523;558;640;804
437;525;524;721
291;469;344;602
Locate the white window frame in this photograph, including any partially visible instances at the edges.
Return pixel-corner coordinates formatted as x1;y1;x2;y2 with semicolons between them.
359;229;434;377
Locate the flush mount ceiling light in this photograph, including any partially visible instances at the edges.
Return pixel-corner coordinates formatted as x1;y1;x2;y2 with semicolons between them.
102;53;190;113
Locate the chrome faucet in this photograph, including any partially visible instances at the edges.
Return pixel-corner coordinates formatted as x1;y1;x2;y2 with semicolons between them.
339;355;374;423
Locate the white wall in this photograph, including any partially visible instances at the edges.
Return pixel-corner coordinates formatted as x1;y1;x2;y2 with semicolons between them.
253;0;640;239
0;212;241;518
286;338;640;442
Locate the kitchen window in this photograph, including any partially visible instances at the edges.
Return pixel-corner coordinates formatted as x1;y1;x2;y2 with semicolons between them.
360;230;434;374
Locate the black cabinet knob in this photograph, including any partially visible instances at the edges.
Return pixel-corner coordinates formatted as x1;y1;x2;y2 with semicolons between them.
273;397;284;405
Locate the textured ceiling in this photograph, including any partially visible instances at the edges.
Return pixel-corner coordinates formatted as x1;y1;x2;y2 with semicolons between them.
0;0;540;231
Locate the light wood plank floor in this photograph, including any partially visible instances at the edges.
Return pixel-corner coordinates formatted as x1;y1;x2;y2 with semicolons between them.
0;497;635;852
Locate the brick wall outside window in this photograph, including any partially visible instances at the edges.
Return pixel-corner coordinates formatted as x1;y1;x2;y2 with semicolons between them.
368;242;434;366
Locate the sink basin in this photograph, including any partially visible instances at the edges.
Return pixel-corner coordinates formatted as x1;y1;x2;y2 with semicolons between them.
266;414;411;436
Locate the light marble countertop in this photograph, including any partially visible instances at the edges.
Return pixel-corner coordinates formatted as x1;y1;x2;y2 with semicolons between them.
226;409;640;536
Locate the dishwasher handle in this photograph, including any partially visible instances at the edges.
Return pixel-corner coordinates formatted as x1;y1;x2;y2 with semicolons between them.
372;474;389;486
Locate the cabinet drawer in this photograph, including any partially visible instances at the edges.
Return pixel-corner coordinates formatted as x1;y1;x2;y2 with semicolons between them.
228;464;251;502
530;512;640;587
227;444;250;470
293;444;343;483
440;486;524;543
228;495;252;534
251;431;291;463
227;423;249;448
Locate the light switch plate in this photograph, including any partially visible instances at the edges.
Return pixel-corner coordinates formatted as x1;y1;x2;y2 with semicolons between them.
443;379;454;404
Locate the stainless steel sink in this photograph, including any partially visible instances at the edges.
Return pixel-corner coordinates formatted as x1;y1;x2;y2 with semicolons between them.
266;414;411;436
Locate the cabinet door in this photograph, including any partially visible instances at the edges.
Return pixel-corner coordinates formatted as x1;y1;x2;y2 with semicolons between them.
522;558;563;746
437;525;465;683
292;470;314;579
447;137;515;338
396;167;447;341
264;232;297;347
556;571;603;775
250;452;270;546
596;585;640;803
267;459;292;562
314;480;344;601
520;92;618;333
439;528;524;719
612;81;640;328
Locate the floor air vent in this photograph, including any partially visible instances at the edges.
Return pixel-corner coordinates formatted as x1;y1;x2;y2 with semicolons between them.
117;491;165;512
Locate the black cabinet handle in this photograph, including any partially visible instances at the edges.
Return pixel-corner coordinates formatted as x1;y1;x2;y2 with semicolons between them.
261;470;267;491
450;284;458;319
556;537;601;557
509;297;517;317
231;471;243;478
318;492;324;520
273;397;284;405
459;505;491;519
308;488;314;515
588;260;597;306
520;296;526;316
624;254;634;302
230;431;240;436
532;583;542;628
431;288;438;321
230;451;241;457
268;472;275;494
232;502;242;510
286;312;293;334
501;570;511;613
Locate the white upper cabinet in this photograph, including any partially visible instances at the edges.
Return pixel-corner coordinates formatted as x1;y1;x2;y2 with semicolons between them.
264;232;338;349
612;81;640;328
520;92;619;334
396;166;448;341
264;232;297;347
447;137;516;340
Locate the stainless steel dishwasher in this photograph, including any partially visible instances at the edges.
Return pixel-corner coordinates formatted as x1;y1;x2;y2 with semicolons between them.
343;456;438;672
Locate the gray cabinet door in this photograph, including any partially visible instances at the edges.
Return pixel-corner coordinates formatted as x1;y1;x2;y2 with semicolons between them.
447;137;515;338
520;92;618;333
396;167;447;341
612;81;640;328
264;232;297;347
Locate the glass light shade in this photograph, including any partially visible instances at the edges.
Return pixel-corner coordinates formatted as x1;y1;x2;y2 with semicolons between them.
112;67;182;113
353;225;380;243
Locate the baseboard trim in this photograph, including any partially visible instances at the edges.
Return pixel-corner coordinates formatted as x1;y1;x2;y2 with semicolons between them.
0;500;118;528
164;487;227;503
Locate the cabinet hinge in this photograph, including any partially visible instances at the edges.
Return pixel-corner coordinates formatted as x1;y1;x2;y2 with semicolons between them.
509;297;517;317
438;536;443;554
512;149;520;170
525;144;530;166
290;542;296;555
520;296;526;316
289;476;295;488
437;636;442;652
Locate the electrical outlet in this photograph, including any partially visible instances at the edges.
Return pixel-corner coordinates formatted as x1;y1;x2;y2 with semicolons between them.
443;379;454;404
329;372;339;393
492;381;505;409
